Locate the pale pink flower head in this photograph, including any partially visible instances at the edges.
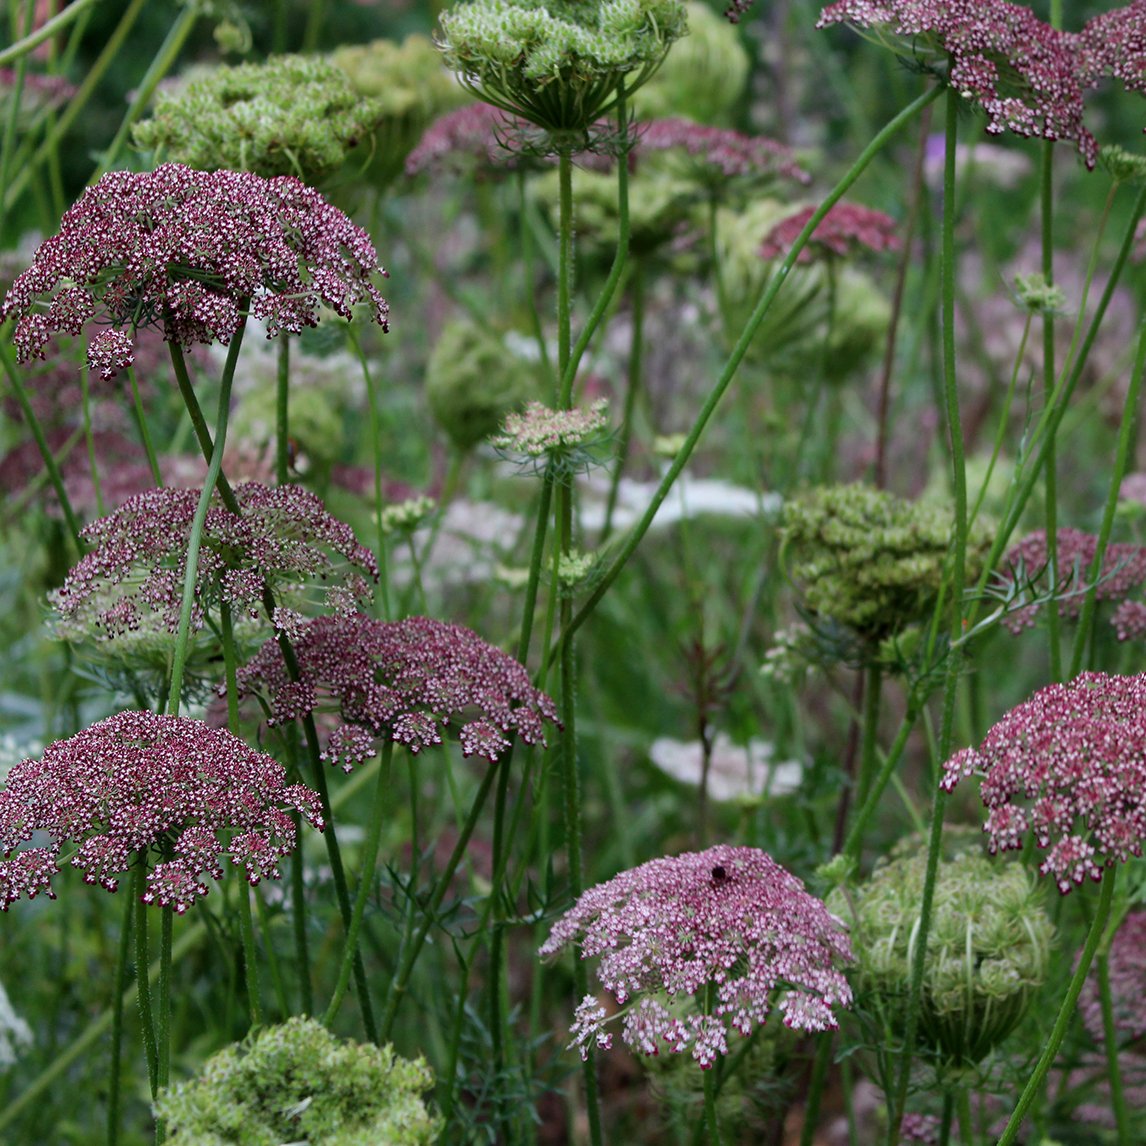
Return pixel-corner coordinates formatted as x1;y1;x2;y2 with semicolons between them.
816;0;1098;168
0;710;323;913
941;672;1146;893
2;163;389;372
236;613;559;769
52;482;377;641
539;845;853;1067
759;202;900;263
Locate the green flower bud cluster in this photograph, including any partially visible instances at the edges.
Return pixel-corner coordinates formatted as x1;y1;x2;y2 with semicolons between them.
635;1;750;125
829;848;1054;1067
154;1016;442;1145
425;318;540;452
437;0;688;140
331;35;471;188
133;55;381;183
780;484;993;639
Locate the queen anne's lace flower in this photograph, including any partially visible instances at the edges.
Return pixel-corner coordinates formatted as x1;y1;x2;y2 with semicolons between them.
941;673;1146;893
236;613;559;769
52;483;377;641
816;0;1098;168
540;845;853;1066
0;710;323;913
759;202;899;263
2;163;389;371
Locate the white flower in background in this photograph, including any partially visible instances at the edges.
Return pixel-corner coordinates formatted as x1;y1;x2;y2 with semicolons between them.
0;979;32;1069
648;732;802;803
579;474;781;534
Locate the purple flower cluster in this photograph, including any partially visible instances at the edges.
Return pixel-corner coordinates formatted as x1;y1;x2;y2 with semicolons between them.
2;163;389;375
816;0;1098;168
236;613;559;769
53;483;377;639
0;710;323;913
941;673;1146;893
1001;529;1146;635
759;202;900;263
540;845;853;1067
636;118;810;186
1076;2;1146;96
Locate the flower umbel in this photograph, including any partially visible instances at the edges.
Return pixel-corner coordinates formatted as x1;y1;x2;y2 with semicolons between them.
941;672;1146;893
816;0;1098;168
0;710;323;912
540;845;853;1066
493;399;611;477
2;163;389;371
236;613;559;769
52;483;378;642
759;202;900;263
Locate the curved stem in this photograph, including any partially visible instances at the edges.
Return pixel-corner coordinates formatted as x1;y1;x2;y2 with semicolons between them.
554;84;943;658
996;870;1116;1146
165;315;247;714
0;0;100;66
323;741;394;1026
106;877;135;1146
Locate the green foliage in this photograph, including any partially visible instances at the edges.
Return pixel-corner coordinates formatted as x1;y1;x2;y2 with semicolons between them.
133;55;381;183
780;483;994;639
425;317;540;451
155;1017;443;1146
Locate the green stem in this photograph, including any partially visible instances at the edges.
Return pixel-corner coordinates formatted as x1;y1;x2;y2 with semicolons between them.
128;367;163;486
1068;318;1146;677
1098;946;1130;1146
996;870;1117;1146
379;758;501;1040
323;741;394;1026
106;878;134;1146
703;1065;725;1146
0;339;83;547
854;665;883;811
0;0;99;65
1040;137;1061;681
89;5;198;182
555;84;943;656
2;0;148;211
276;337;290;487
601;257;644;543
556;149;573;404
799;1035;835;1146
889;85;966;1145
165;315;247;714
133;862;159;1099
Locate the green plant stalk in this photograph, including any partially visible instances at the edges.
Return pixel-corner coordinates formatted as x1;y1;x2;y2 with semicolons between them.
379;757;502;1040
1040;138;1061;681
2;0;148;211
133;862;159;1099
0;0;99;65
519;170;555;389
703;1060;725;1146
276;338;291;486
556;148;574;405
165;316;247;714
889;86;968;1146
0;339;84;546
349;327;392;620
558;90;630;404
555;84;943;656
79;363;105;517
0;921;205;1135
220;598;264;1026
89;3;198;182
106;876;135;1146
1068;318;1146;677
996;870;1117;1146
854;664;883;811
966;183;1146;625
128;367;163;486
0;0;35;239
800;1035;835;1146
601;257;644;542
289;807;313;1016
157;905;173;1101
1098;949;1130;1146
253;889;290;1018
323;740;394;1026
